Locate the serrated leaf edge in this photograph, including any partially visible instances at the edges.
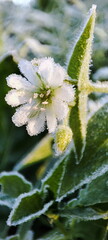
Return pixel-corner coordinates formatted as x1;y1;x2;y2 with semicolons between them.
7;189;53;226
0;171;32;191
57;162;108;202
41;153;68;188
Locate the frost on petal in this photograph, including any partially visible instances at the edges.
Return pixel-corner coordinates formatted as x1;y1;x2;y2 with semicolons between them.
38;58;66;87
50;64;67;87
5;90;32;107
38;57;54;86
55;83;75;103
6;74;35;91
53;100;68;120
46;106;57;133
26;112;45;136
12;103;33;127
18;59;38;85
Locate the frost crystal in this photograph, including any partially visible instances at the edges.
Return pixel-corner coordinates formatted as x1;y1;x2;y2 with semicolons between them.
5;57;75;136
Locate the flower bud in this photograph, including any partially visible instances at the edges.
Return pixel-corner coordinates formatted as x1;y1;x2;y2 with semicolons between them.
55;125;72;154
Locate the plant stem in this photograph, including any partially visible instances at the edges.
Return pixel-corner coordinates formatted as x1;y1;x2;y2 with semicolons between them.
88;81;108;94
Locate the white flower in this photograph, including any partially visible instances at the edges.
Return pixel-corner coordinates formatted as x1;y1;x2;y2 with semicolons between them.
5;57;75;136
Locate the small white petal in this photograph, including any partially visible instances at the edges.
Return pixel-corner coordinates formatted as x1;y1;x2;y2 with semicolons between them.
33;93;38;98
12;103;33;127
38;58;54;85
18;59;39;85
55;84;75;102
5;90;32;107
6;74;35;91
50;64;66;87
38;58;66;87
53;100;69;120
46;106;57;133
26;112;45;136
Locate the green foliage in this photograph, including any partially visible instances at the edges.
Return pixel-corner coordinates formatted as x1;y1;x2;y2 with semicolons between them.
5;235;19;240
68;6;96;160
37;229;64;240
7;189;53;225
15;135;53;171
60;206;108;221
42;104;108;201
0;172;32;208
74;172;108;206
0;2;108;240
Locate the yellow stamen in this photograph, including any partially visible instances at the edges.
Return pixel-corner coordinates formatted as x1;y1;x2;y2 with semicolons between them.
40;93;44;98
42;101;48;105
46;89;51;96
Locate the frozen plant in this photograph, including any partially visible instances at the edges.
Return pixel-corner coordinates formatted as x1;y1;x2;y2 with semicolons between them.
0;4;108;239
5;57;75;136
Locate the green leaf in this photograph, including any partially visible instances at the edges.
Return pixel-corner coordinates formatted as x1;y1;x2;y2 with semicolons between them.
0;172;32;197
0;211;9;238
23;231;33;240
68;5;96;160
0;172;32;208
42;104;108;201
66;220;108;240
42;155;67;199
5;235;19;240
60;206;108;221
57;104;108;200
69;92;88;160
15;135;53;171
7;189;53;226
67;5;96;79
37;229;65;240
17;222;33;240
75;172;108;207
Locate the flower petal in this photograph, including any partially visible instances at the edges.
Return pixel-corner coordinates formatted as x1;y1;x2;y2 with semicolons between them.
5;90;32;107
26;112;45;136
6;74;35;91
18;59;38;85
12;103;33;127
55;83;75;102
38;58;66;87
46;106;57;133
53;100;69;120
49;64;66;87
38;57;54;86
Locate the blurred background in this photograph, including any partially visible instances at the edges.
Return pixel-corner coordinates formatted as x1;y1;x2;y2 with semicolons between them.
0;0;108;66
0;0;108;174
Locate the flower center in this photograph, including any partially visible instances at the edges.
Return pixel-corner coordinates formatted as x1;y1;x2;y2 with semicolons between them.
32;86;54;111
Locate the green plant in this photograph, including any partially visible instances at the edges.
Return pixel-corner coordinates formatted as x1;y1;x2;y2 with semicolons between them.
0;4;108;240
